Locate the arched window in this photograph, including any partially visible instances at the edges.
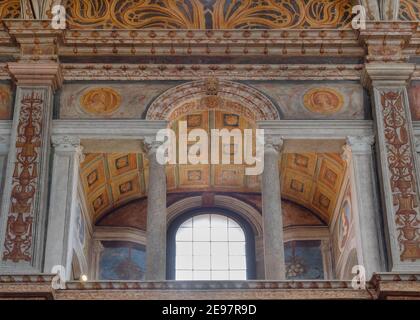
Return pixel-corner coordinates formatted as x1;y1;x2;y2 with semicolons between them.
168;210;255;281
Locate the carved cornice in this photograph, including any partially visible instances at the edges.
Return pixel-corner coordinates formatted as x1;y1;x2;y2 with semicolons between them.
60;28;362;58
1;273;420;300
51;135;83;154
3;20;63;62
62;63;364;81
7;62;63;91
345;135;375;154
361;62;415;88
52;119;168;140
359;21;417;63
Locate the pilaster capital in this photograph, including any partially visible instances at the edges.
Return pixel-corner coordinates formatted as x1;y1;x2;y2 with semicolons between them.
92;240;105;257
143;136;164;157
7;62;63;91
264;135;284;154
361;63;415;89
0;136;9;153
51;135;84;160
3;20;63;62
358;21;416;64
415;137;420;154
345;135;375;154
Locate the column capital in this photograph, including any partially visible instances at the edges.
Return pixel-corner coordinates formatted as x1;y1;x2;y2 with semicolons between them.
415;137;420;154
7;62;63;91
0;135;9;152
51;135;84;159
264;135;284;154
361;63;415;89
4;20;63;62
345;135;375;154
143;137;164;157
358;21;415;65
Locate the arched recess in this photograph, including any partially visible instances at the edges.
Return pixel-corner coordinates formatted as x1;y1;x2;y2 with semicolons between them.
145;80;280;121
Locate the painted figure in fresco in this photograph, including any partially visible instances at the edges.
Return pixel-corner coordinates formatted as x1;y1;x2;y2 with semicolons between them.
80;88;121;115
303;88;344;115
339;201;351;251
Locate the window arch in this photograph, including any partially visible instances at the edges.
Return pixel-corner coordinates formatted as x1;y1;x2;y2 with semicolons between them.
167;209;256;280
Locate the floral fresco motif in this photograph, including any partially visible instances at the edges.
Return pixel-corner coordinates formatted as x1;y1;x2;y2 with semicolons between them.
285;240;324;280
65;0;353;30
381;90;420;261
3;92;44;263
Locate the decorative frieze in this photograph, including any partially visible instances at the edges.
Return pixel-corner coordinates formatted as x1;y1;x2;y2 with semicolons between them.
0;61;61;272
345;136;375;154
2;90;45;263
61;64;364;81
363;59;420;267
380;90;420;261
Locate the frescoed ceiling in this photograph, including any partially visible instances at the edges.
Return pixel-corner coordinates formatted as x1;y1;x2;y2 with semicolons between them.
0;0;20;19
80;110;347;224
64;0;355;30
400;0;420;20
3;1;420;28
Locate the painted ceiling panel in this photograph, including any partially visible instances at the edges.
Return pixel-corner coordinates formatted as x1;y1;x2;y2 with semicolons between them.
64;0;354;29
80;110;347;223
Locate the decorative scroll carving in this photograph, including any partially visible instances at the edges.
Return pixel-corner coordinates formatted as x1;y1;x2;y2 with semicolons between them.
3;92;44;263
399;0;420;21
65;0;353;30
213;0;353;29
381;91;420;261
146;80;279;121
66;0;205;29
0;0;20;19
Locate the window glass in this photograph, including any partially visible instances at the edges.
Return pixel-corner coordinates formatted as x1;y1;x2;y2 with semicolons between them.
175;214;247;280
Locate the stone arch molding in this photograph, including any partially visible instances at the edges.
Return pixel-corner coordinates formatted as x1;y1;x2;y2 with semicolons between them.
145;80;280;121
167;195;263;237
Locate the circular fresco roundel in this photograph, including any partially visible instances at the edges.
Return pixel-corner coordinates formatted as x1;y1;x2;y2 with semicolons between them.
80;87;121;115
303;87;344;115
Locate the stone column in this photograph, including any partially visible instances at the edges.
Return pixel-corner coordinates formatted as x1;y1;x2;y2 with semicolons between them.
0;63;62;273
261;136;286;280
91;240;104;280
44;136;84;279
364;63;420;271
345;136;385;278
144;138;167;281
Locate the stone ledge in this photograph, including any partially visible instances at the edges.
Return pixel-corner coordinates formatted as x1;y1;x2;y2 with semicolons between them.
0;273;419;300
